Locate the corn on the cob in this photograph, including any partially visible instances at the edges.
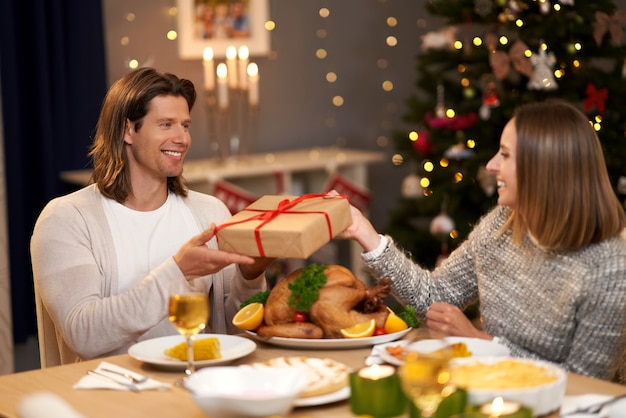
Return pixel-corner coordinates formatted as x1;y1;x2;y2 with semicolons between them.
164;337;221;361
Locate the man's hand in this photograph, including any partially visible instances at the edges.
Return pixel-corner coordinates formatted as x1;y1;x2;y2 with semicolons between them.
239;257;276;280
174;224;256;279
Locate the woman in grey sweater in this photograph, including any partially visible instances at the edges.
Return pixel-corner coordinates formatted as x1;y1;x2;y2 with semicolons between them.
337;100;626;381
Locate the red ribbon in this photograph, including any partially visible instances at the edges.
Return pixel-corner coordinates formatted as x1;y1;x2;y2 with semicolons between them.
215;194;347;257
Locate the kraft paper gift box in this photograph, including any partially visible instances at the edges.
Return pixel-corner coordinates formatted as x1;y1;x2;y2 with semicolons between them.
216;194;352;258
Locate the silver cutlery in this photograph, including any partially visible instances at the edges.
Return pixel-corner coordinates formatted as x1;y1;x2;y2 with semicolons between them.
99;367;148;384
561;393;626;416
87;370;140;393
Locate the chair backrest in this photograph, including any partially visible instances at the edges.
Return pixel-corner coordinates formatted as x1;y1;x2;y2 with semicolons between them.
33;282;61;368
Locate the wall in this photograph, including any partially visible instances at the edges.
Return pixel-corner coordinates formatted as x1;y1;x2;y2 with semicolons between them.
102;0;436;232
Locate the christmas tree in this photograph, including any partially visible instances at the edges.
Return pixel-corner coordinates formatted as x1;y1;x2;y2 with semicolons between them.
386;0;626;268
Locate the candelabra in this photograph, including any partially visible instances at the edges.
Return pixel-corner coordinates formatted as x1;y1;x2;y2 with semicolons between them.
203;46;259;162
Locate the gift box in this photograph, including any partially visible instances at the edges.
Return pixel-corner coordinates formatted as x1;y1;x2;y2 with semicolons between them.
216;194;352;258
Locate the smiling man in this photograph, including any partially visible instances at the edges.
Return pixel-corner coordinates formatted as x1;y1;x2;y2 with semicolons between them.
30;68;272;366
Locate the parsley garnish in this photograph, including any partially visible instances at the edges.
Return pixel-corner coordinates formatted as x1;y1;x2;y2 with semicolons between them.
397;305;420;328
287;264;328;312
240;290;270;309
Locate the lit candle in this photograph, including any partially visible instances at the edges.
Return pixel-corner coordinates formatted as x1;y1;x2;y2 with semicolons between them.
226;45;238;89
202;47;215;91
247;62;259;107
216;63;229;109
480;397;521;416
238;46;249;90
458;397;533;418
349;365;407;418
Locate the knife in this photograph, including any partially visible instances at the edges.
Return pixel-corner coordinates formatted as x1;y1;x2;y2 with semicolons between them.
88;370;140;393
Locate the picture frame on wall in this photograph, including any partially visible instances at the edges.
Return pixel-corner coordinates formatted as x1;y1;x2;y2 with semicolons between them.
177;0;270;59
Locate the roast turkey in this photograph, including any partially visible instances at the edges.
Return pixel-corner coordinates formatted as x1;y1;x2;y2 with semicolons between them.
260;265;392;339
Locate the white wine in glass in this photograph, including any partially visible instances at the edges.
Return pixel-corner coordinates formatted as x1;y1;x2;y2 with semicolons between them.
168;293;210;380
398;343;452;418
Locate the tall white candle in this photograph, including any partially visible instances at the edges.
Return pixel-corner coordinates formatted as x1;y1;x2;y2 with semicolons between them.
226;45;238;89
247;62;259;107
238;46;249;90
216;63;229;109
202;47;215;91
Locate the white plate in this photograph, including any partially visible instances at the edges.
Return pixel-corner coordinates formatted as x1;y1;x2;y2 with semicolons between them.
245;328;411;349
128;334;256;370
294;386;350;407
376;336;510;366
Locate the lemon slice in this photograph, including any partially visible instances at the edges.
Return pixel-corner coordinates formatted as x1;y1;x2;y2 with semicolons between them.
384;310;408;334
232;302;264;330
340;319;376;338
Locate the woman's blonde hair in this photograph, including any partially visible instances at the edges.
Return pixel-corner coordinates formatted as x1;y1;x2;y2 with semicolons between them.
506;100;626;251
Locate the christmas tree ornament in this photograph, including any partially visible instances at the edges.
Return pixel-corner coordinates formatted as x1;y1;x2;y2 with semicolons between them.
539;0;551;14
528;45;558;90
474;0;494;17
484;32;498;52
617;176;626;195
593;10;626;46
489;40;533;80
411;130;433;155
420;26;457;51
401;173;424;198
430;211;455;236
499;0;528;21
425;111;478;131
435;84;446;118
479;75;500;120
583;83;608;113
444;143;474;159
477;166;497;196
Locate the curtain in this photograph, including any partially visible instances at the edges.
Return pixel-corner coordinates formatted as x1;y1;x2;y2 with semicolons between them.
0;0;107;344
0;86;13;374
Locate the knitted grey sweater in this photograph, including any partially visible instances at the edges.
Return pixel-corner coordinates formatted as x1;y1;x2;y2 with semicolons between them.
364;205;626;381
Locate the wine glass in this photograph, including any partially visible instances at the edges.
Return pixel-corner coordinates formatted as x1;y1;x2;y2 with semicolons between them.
398;341;453;418
168;293;210;382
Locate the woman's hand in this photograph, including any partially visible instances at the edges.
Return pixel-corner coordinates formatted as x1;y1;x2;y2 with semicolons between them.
327;190;381;252
239;257;276;280
425;302;493;340
174;224;256;279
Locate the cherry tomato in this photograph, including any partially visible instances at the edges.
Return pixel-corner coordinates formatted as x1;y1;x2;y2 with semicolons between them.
373;327;387;336
292;311;307;322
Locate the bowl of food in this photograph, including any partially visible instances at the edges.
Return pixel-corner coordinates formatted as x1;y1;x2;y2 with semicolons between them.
449;357;567;416
185;366;308;417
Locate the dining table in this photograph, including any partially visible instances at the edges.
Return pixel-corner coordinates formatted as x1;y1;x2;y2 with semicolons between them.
0;329;624;418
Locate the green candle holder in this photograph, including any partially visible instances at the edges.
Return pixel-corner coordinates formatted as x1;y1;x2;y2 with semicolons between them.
451;402;533;418
349;367;407;418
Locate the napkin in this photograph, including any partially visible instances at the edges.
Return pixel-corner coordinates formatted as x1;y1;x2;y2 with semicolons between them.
18;392;87;418
73;361;171;392
560;394;622;418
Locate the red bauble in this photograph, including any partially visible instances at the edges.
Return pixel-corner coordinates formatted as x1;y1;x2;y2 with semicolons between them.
412;130;433;155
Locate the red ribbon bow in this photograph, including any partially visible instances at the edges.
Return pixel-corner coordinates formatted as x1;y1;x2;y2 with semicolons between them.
584;83;608;114
215;194;346;257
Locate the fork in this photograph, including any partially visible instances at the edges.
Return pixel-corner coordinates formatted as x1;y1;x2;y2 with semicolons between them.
99;367;148;384
87;370;141;393
561;394;626;416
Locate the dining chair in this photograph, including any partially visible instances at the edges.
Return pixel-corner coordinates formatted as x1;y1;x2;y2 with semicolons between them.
33;282;61;368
